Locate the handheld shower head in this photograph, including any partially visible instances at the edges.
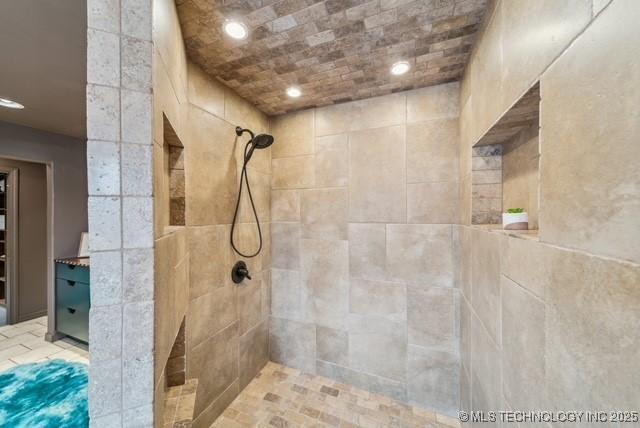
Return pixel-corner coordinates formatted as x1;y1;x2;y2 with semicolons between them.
235;126;274;162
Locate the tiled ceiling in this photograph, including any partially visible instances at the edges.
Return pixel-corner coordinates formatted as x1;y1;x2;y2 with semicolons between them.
176;0;488;116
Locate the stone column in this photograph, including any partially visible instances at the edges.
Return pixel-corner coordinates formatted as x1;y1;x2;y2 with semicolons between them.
86;0;155;426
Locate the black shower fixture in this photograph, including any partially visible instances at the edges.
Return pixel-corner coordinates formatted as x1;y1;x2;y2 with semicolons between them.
230;126;275;261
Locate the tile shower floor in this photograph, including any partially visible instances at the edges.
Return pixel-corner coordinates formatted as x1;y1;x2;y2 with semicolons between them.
212;362;459;428
0;316;89;371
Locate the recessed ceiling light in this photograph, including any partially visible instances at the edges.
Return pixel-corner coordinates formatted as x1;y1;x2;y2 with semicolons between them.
0;97;25;109
223;20;248;40
390;61;410;76
286;87;301;98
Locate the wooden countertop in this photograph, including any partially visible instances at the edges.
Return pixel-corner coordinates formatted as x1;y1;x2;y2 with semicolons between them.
55;257;90;267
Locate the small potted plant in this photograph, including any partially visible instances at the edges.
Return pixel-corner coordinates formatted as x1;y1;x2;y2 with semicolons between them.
503;208;528;230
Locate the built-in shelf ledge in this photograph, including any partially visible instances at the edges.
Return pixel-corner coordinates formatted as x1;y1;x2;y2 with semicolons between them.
470;224;540;241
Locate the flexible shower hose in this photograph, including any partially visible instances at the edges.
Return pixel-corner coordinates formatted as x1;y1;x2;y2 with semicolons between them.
230;140;263;258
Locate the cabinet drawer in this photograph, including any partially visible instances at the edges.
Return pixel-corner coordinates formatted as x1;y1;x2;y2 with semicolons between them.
56;263;90;284
56;304;89;343
56;278;89;343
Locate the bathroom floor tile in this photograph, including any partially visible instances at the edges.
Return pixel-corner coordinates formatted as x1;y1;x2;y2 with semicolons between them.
211;362;459;428
0;317;89;369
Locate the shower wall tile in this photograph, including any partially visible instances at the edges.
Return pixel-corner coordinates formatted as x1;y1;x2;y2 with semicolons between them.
269;317;317;374
349;125;406;223
348;223;387;282
271;190;300;222
314;134;348;187
237;277;263;336
314;92;405;136
316;360;407;403
271;223;301;270
301;188;348;240
185;106;237;226
386;224;453;288
239;321;269;390
224;88;269;135
270;269;310;323
470;311;501;414
187;63;225;118
269;84;460;415
406;118;459;184
407;345;460;416
189;323;239;416
501;275;545;412
407;182;459;224
407;286;457;351
470;227;501;344
271;109;314;158
271;155;315;189
188;283;236;348
187;226;228;299
349;278;405;322
316;326;349;366
347;314;407;382
544;245;640;415
301;239;349;331
406;82;460;123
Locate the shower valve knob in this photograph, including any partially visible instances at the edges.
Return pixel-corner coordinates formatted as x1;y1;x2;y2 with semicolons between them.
232;261;251;284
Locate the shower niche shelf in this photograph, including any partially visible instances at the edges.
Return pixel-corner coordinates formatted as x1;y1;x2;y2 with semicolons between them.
163;115;185;227
471;82;540;233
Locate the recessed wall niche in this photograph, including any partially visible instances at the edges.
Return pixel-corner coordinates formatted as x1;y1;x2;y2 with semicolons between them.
163;116;185;226
472;83;540;230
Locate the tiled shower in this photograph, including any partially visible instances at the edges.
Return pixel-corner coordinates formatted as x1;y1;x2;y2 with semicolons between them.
85;0;640;427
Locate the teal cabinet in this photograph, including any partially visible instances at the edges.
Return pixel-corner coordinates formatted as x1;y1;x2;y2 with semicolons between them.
55;259;90;343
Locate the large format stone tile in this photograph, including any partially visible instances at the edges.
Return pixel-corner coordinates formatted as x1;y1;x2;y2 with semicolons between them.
407;182;459;224
348;126;406;223
270;269;310;323
501;275;545;412
539;0;640;264
457;225;472;299
350;278;405;324
502;236;549;299
406;118;459;183
187;283;236;349
189;322;239;416
316;360;407;403
406;82;459;123
269;317;316;374
188;225;229;299
271;189;300;222
500;0;592;112
386;224;453;288
300;188;348;240
407;286;457;351
185;106;237;226
544;245;640;418
271;155;315;189
315;93;405;136
238;321;268;390
470;228;501;344
270;223;300;270
470;312;501;417
316;326;348;366
237;276;263;336
348;223;387;282
315;133;348;187
187;62;224;118
407;345;460;417
271;109;314;158
347;314;407;382
301;239;349;330
460;296;471;377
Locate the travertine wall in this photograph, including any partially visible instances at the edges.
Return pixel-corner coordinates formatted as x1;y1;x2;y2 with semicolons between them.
269;83;461;415
86;0;155;425
153;0;271;427
458;0;640;425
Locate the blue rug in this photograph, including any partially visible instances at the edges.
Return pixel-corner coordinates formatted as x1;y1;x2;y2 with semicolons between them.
0;359;89;427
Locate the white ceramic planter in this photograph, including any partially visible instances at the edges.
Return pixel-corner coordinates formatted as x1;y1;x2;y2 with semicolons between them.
503;212;528;230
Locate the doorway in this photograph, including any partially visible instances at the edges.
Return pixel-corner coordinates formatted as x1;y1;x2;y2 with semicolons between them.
0;159;47;326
